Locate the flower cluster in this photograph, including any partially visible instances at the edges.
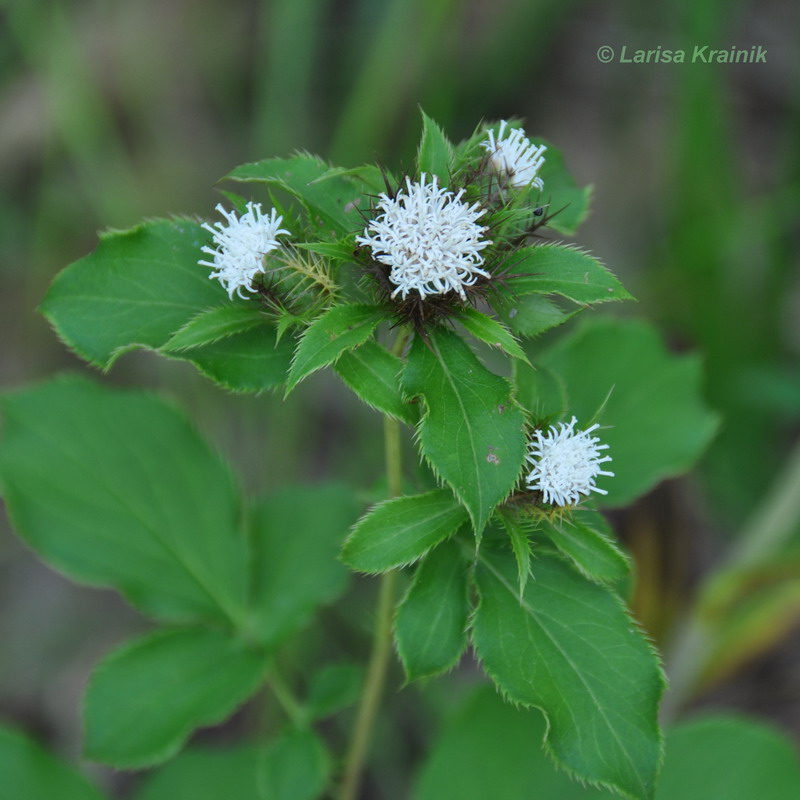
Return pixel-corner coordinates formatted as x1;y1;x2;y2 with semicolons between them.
199;203;289;299
482;120;547;190
525;417;614;506
356;174;492;300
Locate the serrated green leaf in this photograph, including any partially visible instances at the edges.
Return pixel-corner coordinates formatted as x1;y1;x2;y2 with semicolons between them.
306;664;363;721
513;360;568;423
456;307;529;363
0;376;247;627
0;725;106;800
175;325;295;393
499;243;631;304
162;305;267;352
495;293;578;338
539;509;631;586
417;111;455;183
295;239;356;262
260;729;330;800
473;547;664;800
83;628;268;768
540;317;720;506
403;328;527;535
133;745;261;800
415;697;800;800
247;485;358;646
530;139;592;236
286;304;384;393
40;218;223;368
395;538;470;681
334;340;415;423
496;508;534;597
226;155;366;235
412;686;581;800
342;489;468;574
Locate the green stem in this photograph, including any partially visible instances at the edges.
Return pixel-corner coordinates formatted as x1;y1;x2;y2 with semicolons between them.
338;329;408;800
268;670;304;726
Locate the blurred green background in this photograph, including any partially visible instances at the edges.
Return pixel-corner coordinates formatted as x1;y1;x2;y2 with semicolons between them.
1;0;798;793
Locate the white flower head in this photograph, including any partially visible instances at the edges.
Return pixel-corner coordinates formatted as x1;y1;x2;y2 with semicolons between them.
525;416;614;506
199;202;290;299
356;173;492;300
482;120;547;190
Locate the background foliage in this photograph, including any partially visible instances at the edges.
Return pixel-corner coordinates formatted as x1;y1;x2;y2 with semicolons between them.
0;0;798;797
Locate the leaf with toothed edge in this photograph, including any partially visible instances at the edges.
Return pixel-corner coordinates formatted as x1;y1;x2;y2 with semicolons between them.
472;545;665;800
226;155;369;236
40;218;226;369
495;293;579;339
403;328;527;536
169;326;296;393
285;304;384;394
395;537;471;681
456;307;530;364
538;509;631;587
497;243;632;305
0;375;248;626
417;110;455;184
342;489;468;574
334;340;415;424
162;305;268;352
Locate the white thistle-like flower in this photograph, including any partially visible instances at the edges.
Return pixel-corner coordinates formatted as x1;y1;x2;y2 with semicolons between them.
525;417;614;506
482;120;547;190
356;173;491;300
199;203;290;299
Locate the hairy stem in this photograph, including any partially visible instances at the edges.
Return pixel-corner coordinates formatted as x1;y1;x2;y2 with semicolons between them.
338;329;408;800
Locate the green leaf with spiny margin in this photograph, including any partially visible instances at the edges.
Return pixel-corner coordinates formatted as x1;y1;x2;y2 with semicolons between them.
133;745;261;800
286;304;384;393
0;376;248;627
496;508;534;597
495;294;578;338
473;546;664;800
415;698;800;800
418;110;455;183
403;328;527;535
247;485;358;646
498;243;632;304
83;628;268;768
0;725;106;800
538;509;631;587
529;138;592;236
540;317;720;506
295;239;356;262
40;218;224;369
260;729;330;800
162;305;267;351
456;307;529;363
334;340;415;423
395;538;470;680
173;326;295;393
342;489;468;574
513;360;568;423
226;155;367;235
